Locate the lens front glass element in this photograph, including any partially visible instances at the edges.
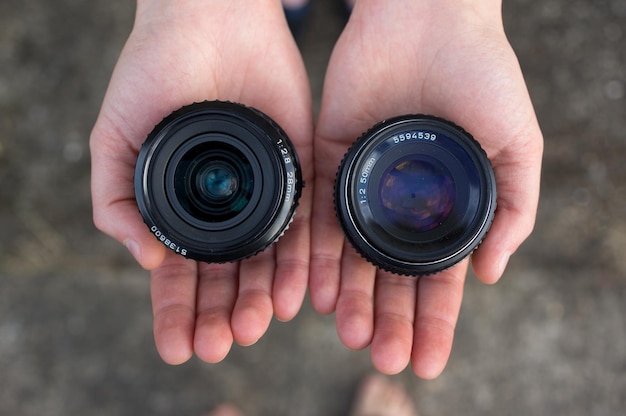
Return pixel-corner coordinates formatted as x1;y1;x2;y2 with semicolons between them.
379;157;455;233
203;165;239;199
175;142;255;223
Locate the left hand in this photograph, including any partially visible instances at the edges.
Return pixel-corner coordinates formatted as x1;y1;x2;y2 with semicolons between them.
310;0;543;378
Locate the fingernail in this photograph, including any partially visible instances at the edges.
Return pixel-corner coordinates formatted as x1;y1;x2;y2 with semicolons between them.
124;239;141;263
498;251;511;279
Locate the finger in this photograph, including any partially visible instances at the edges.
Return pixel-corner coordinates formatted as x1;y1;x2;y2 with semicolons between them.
472;138;543;283
411;260;467;379
232;249;276;347
370;271;419;375
272;183;312;322
471;203;529;283
151;254;198;365
335;244;376;350
193;262;239;363
309;169;344;314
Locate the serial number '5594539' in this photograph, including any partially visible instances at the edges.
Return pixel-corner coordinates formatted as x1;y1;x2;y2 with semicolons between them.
392;131;437;144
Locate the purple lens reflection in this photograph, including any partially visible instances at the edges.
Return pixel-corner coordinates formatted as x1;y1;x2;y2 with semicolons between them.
379;158;455;232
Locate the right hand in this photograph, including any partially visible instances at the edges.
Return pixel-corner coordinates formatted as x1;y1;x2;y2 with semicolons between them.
90;0;314;365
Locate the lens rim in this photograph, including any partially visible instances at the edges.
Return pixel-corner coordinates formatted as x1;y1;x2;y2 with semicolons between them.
335;115;496;276
135;101;302;263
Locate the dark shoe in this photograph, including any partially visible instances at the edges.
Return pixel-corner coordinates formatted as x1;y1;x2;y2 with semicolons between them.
339;0;354;19
284;2;311;41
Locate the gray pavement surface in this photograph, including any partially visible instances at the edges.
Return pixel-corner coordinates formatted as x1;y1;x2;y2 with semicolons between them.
1;0;625;415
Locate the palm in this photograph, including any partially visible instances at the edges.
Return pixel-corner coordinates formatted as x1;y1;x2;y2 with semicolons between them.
91;3;313;364
312;7;542;378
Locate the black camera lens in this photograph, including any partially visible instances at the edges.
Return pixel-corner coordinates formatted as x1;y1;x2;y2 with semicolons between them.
135;101;302;263
335;115;496;276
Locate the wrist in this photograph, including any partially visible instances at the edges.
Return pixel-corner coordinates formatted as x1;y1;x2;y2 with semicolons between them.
354;0;503;28
135;0;283;26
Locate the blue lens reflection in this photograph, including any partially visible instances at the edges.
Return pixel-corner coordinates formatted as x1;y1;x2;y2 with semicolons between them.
204;166;238;198
379;158;455;232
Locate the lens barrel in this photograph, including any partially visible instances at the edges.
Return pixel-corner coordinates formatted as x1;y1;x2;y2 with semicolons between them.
135;101;302;263
335;115;496;276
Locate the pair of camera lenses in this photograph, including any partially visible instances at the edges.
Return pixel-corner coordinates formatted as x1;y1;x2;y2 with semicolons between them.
135;101;496;275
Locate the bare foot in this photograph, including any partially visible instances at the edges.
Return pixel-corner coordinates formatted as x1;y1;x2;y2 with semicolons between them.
204;404;243;416
349;374;419;416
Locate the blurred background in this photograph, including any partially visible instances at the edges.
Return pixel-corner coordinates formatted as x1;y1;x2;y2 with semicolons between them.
1;0;625;414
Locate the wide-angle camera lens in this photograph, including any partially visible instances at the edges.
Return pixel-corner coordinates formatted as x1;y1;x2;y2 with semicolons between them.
135;101;302;263
335;115;496;276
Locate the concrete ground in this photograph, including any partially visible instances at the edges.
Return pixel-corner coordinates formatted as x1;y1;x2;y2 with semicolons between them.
1;0;625;415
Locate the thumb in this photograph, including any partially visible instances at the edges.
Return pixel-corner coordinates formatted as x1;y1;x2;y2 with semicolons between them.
90;129;166;270
471;141;543;284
